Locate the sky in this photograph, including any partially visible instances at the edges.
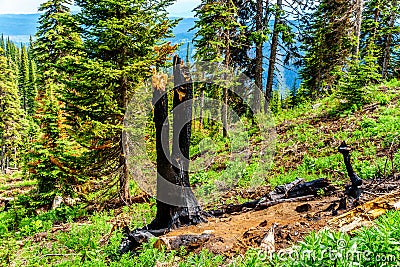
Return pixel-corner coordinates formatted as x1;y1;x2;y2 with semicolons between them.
0;0;199;17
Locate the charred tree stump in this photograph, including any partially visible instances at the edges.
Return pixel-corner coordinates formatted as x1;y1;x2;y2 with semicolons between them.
120;56;205;253
338;142;363;198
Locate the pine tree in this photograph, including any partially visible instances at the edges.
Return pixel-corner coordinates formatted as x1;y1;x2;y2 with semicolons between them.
228;0;270;113
193;0;245;136
299;0;357;98
27;37;38;116
28;53;38;116
265;0;283;109
28;0;81;194
19;45;30;113
338;43;381;106
0;49;25;173
62;0;178;203
0;35;5;56
361;0;400;79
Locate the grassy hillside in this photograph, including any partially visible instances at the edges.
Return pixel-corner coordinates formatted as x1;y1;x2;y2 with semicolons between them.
1;79;400;266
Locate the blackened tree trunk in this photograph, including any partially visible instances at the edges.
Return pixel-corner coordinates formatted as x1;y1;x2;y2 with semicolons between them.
148;56;205;230
338;142;363;187
265;0;282;112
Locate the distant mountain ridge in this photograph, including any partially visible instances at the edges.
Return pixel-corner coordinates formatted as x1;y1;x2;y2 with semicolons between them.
0;14;299;91
0;14;196;44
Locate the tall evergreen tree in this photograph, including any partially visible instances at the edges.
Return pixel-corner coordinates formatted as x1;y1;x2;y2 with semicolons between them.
19;45;30;113
62;0;178;203
229;0;269;113
0;49;25;173
361;0;400;79
299;0;356;98
0;35;5;56
354;0;364;56
265;0;283;109
193;0;244;136
28;0;81;194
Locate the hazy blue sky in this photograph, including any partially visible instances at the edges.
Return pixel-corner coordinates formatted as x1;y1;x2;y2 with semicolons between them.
0;0;199;17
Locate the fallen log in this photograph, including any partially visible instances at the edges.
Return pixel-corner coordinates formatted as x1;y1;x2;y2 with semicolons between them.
328;190;400;232
286;178;336;198
209;178;336;216
268;178;305;201
154;232;214;251
255;195;315;210
208;199;259;217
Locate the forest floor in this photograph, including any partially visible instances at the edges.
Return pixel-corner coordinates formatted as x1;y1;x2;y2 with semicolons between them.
1;79;400;266
163;176;400;256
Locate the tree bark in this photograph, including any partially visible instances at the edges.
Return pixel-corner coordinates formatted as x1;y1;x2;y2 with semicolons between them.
222;33;230;138
0;144;4;174
265;0;282;113
119;134;130;204
381;0;396;79
199;88;204;128
13;147;17;169
222;86;228;138
119;75;131;204
254;0;264;113
354;0;364;57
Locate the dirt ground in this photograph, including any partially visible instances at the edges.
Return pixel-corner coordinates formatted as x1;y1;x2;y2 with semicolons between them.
162;175;400;256
165;195;342;255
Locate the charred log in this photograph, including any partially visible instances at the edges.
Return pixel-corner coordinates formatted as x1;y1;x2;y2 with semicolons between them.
208;199;260;217
338;197;347;210
209;178;336;216
286;178;336;198
338;142;363;187
154;232;214;251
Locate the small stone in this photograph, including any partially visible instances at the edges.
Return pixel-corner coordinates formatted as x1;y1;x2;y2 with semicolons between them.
295;204;312;213
52;196;63;209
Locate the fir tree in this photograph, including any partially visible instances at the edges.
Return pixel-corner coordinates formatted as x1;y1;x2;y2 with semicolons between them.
0;49;25;172
361;0;400;79
338;43;381;107
19;45;30;113
299;0;356;98
193;0;244;136
28;0;81;194
62;0;178;203
0;35;5;56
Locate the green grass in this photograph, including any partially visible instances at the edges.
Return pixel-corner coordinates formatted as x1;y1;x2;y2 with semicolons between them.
265;80;400;189
0;179;37;191
2;209;399;266
1;80;400;266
